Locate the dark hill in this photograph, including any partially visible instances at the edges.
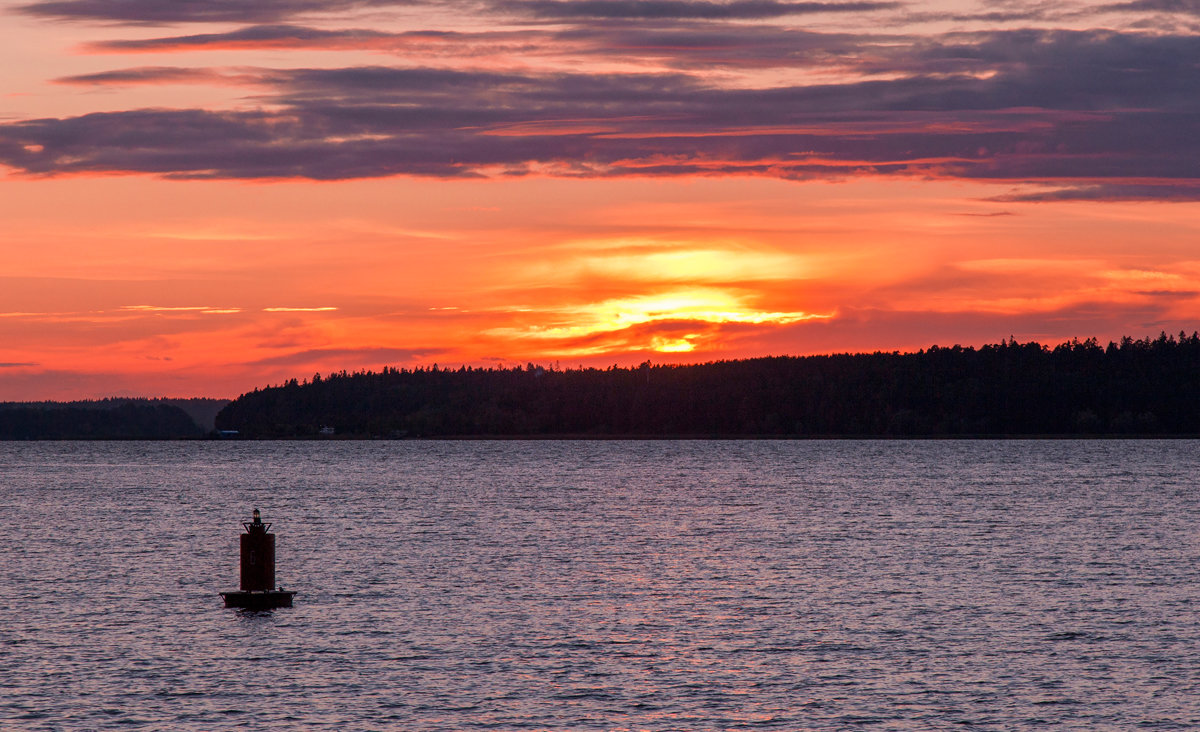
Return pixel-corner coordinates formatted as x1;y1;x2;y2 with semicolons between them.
0;401;206;440
215;333;1200;438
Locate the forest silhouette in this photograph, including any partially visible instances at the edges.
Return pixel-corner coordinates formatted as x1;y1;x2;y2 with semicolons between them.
0;400;205;439
213;333;1200;438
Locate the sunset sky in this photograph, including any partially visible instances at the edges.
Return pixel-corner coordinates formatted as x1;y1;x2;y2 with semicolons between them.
1;0;1198;399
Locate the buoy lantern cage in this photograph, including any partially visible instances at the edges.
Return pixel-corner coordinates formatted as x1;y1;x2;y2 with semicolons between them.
220;509;297;609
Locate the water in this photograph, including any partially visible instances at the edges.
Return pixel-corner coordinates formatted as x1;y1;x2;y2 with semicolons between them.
2;440;1199;730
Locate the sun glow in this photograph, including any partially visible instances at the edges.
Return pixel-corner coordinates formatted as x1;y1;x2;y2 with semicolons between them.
652;335;698;353
487;287;833;353
576;244;804;284
601;290;829;327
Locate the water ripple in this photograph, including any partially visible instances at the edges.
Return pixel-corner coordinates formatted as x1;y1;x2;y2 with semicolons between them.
2;440;1200;729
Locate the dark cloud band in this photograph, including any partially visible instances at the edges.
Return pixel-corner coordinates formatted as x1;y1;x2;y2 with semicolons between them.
509;0;900;19
3;30;1199;200
22;0;899;23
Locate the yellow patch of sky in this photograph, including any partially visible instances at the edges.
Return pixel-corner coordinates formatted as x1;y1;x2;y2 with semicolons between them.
487;287;832;351
484;238;831;352
117;305;338;315
119;305;244;315
568;241;805;284
652;336;698;353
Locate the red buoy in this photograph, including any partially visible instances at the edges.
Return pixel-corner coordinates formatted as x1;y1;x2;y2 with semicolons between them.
240;508;275;591
220;509;297;609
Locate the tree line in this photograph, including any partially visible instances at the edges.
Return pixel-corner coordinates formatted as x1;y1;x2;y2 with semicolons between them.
0;401;204;439
214;333;1200;438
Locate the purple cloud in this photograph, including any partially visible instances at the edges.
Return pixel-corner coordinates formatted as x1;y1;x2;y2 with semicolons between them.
1;30;1198;199
1104;0;1200;15
19;0;399;24
21;0;900;23
991;183;1200;202
84;24;401;52
83;23;871;72
55;67;236;85
508;0;900;19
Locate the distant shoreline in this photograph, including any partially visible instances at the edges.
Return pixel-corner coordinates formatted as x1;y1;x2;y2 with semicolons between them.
215;336;1200;439
10;335;1200;440
4;433;1200;442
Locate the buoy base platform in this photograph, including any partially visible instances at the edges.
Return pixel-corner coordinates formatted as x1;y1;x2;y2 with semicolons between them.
220;590;297;609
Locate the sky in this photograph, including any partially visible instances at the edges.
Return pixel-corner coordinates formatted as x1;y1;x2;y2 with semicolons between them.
1;0;1199;399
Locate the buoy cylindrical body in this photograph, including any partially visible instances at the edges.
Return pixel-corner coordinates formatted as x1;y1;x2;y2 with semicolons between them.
240;512;276;591
221;509;295;608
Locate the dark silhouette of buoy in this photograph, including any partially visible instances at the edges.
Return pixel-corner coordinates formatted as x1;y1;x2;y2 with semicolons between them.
220;509;297;609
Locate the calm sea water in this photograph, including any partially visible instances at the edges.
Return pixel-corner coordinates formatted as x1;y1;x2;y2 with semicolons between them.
2;440;1199;730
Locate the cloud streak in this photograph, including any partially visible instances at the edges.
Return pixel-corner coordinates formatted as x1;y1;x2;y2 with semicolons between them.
508;0;900;20
120;305;243;314
19;0;403;24
22;0;900;24
250;346;441;366
55;67;253;86
1104;0;1200;16
80;23;878;72
83;24;415;53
